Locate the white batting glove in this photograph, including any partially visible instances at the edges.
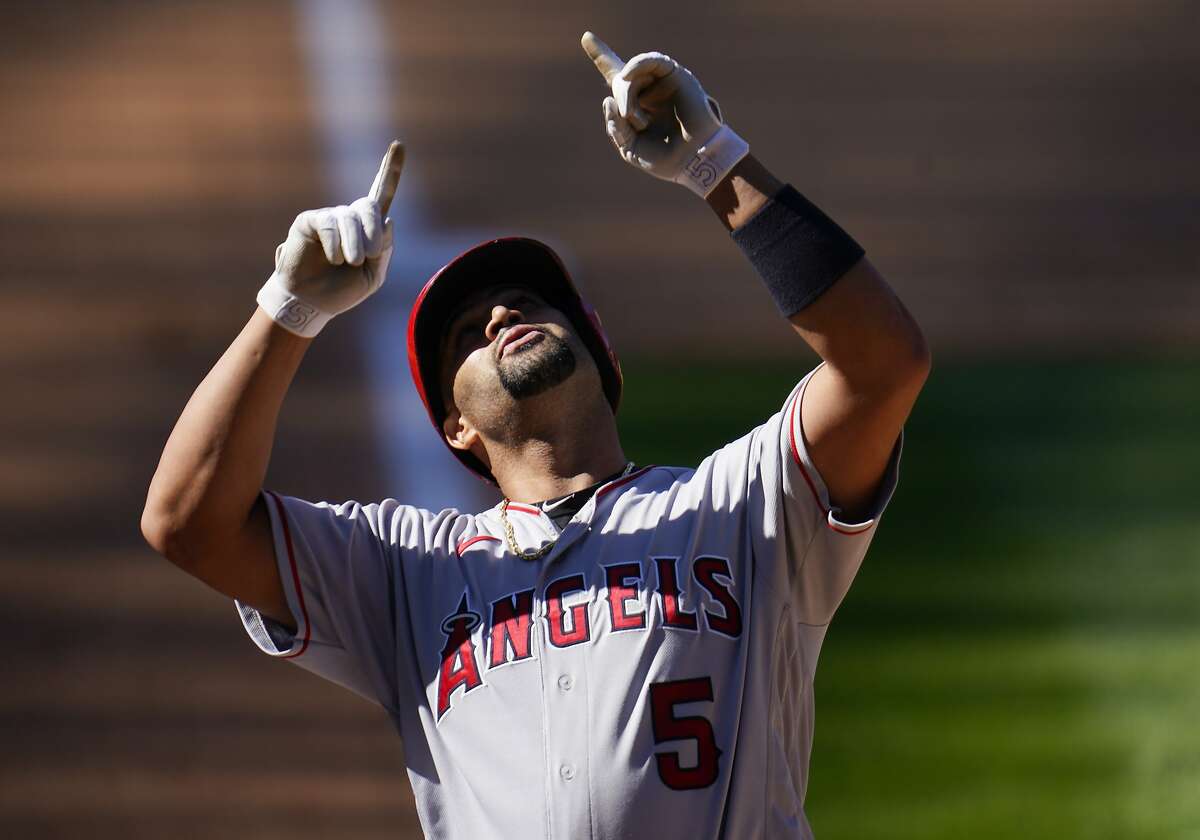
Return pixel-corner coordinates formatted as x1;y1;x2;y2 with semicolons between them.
256;141;405;338
581;32;749;198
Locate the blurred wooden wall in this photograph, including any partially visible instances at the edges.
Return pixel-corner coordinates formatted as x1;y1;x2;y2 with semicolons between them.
0;2;416;837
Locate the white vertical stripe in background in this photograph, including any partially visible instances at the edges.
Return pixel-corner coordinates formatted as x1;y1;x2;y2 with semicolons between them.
295;0;492;512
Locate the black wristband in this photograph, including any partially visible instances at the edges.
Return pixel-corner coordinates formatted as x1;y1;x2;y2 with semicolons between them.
731;184;865;317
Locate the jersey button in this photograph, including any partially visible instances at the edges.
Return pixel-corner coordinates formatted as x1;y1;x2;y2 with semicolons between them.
559;763;576;781
557;674;574;692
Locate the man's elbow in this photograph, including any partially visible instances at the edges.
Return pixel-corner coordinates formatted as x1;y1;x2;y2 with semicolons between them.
864;309;930;400
896;321;932;392
140;500;182;560
140;497;206;573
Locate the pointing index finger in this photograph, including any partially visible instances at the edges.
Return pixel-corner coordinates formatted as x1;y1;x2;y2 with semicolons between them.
368;140;405;215
581;31;624;85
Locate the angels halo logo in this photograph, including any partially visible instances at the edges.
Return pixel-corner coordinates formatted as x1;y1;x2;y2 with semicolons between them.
436;594;483;719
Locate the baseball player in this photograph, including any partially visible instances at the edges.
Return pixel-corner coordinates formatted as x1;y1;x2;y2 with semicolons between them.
142;32;929;839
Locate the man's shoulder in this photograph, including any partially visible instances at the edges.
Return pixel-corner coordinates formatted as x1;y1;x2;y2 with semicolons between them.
315;497;475;550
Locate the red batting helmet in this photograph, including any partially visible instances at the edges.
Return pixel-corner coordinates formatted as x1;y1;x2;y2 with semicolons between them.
406;237;623;483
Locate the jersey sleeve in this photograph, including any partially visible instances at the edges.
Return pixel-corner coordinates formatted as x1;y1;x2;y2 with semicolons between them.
235;490;450;710
707;364;902;625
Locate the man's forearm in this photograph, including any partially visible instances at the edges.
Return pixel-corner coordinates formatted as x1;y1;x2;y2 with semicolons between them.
705;155;781;233
142;308;311;560
707;156;926;390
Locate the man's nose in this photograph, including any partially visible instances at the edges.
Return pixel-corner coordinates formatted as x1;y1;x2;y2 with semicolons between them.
484;304;523;341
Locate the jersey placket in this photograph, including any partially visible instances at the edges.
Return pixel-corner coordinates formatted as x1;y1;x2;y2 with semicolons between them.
508;504;598;838
539;611;593;839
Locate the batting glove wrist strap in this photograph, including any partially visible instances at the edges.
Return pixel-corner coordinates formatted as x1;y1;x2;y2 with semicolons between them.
257;275;334;338
675;124;750;198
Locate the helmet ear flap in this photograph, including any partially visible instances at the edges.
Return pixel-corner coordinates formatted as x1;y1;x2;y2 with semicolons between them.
583;305;623;410
586;306;610;355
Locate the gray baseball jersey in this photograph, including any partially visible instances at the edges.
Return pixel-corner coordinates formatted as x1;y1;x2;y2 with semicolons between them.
237;366;901;838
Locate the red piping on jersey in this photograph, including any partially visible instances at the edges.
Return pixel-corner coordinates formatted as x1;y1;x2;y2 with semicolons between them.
786;391;868;537
267;491;312;658
505;503;541;516
596;465;655;499
456;535;501;555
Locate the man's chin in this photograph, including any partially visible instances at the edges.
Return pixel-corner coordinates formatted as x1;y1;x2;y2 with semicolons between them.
497;338;577;400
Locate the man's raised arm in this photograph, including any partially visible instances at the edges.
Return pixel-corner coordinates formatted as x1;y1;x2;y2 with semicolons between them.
582;34;929;520
708;157;928;519
140;142;404;628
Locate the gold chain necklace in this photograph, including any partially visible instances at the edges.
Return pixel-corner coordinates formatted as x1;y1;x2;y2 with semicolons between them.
500;462;634;560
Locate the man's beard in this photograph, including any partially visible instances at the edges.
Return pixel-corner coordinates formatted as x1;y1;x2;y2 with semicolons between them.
497;333;577;400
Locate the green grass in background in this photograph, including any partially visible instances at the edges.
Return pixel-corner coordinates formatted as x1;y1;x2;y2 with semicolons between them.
618;357;1200;840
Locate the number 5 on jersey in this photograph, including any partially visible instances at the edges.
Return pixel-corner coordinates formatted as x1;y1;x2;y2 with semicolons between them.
650;677;721;790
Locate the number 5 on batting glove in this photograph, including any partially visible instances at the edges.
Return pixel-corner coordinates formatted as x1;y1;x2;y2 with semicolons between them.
581;32;749;198
257;141;404;338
